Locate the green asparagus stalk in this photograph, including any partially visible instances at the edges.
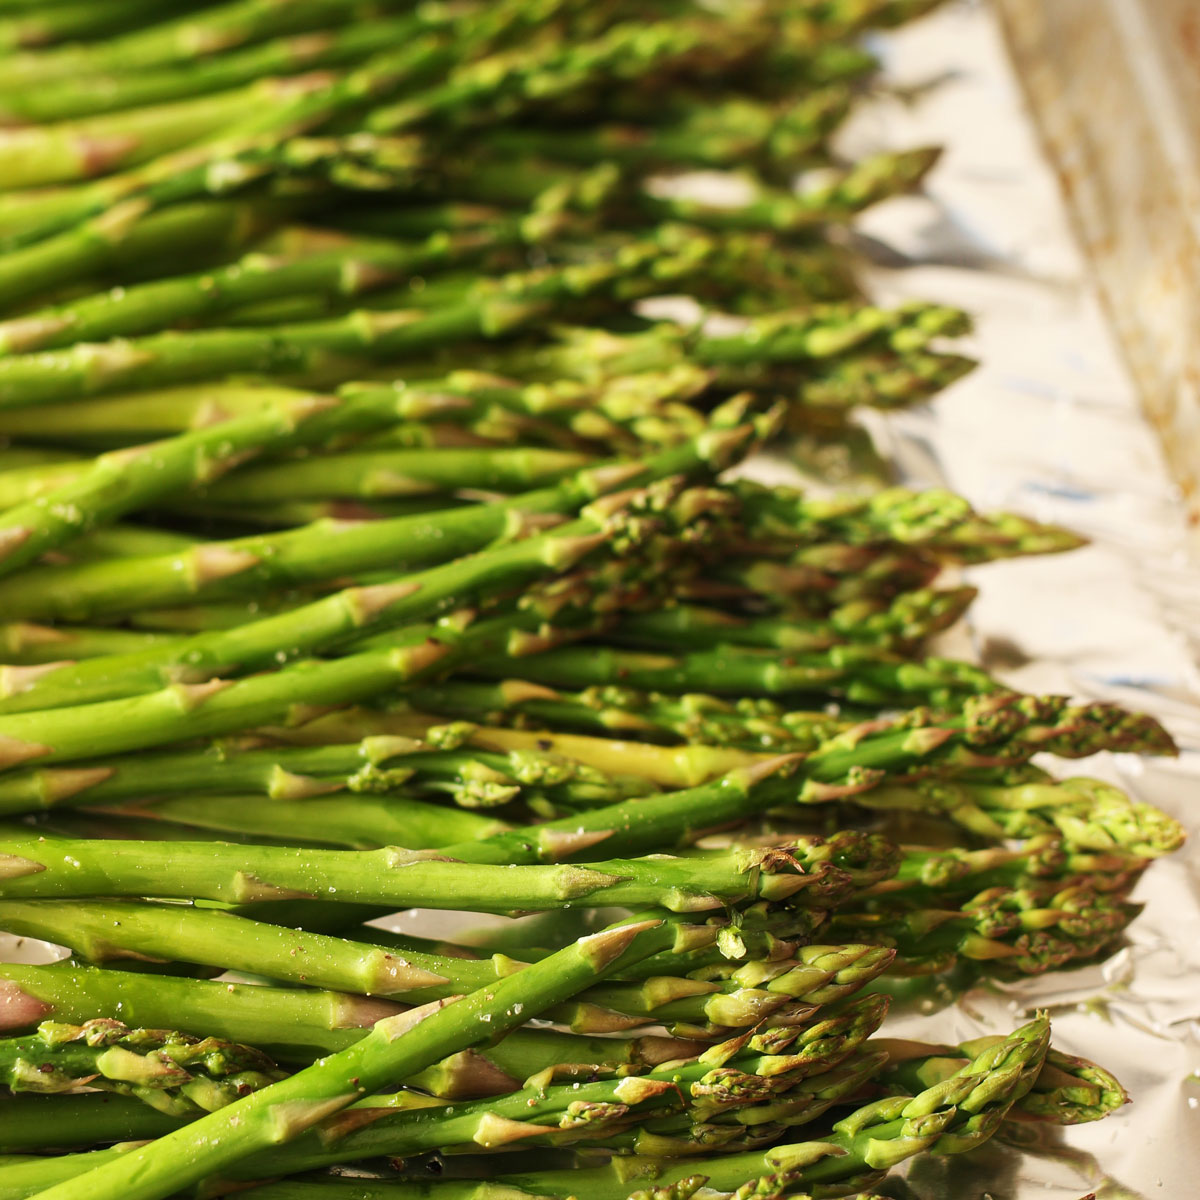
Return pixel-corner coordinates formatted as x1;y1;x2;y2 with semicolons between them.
0;1092;182;1153
0;412;759;624
0;233;742;405
183;1001;895;1191
732;478;1086;561
190;444;592;505
449;146;940;237
0;961;411;1059
875;1034;1128;1124
833;881;1140;975
0;567;655;766
0;1027;891;1195
253;712;781;790
0;827;898;914
0;0;424;86
0;478;712;714
451;304;971;385
190;1015;1048;1200
256;691;1175;866
0;0;635;250
607;589;978;654
0;465;705;710
0;624;176;665
0;79;327;192
0;960;712;1087
374;683;849;756
0;193;312;310
774;346;977;418
0;0;185;53
475;90;852;174
42;523;200;561
99;793;508;850
457;641;998;710
0;388;595;579
0;366;711;444
12;915;695;1200
0;1021;1123;1158
415;692;1176;866
0;18;420;124
132;1183;887;1200
366;14;771;135
852;775;1186;857
0;1018;283;1115
0;892;895;1036
0;228;521;355
0;733;655;819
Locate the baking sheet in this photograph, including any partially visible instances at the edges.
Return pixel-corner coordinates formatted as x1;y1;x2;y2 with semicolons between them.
1;3;1197;1197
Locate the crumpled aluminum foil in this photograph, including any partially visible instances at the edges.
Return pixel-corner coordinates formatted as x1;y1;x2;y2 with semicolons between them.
1;5;1196;1197
811;3;1200;1196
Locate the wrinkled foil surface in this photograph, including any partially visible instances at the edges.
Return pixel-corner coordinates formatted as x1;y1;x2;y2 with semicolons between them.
1;3;1196;1197
825;3;1200;1196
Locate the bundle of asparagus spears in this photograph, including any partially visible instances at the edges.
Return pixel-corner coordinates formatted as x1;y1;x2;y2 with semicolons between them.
0;2;1183;1198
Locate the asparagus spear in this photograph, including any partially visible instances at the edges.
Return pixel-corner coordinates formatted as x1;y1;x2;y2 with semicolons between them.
0;733;654;820
833;881;1140;975
0;565;659;766
0;465;710;710
223;713;779;790
0;0;186;53
410;691;1176;866
12;917;696;1200
93;793;508;850
0;624;176;665
255;691;1175;864
0;228;519;355
0;0;424;87
0;827;899;913
875;1034;1128;1124
0;1021;1125;1158
852;775;1186;857
0;477;713;714
457;641;998;710
0;413;759;624
0;961;713;1087
0;79;324;192
443;146;940;238
0;1092;182;1153
607;589;978;654
0;1041;891;1195
0;390;594;579
365;14;772;136
0;962;409;1059
190;444;592;505
477;90;850;176
0;233;748;405
0;891;894;1035
366;684;849;755
448;304;970;384
0;744;653;824
182;1002;895;1190
0;367;711;444
186;1016;1049;1200
0;1018;283;1115
0;19;420;124
0;1;671;252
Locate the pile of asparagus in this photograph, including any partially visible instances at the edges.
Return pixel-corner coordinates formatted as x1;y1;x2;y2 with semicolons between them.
0;1;1183;1198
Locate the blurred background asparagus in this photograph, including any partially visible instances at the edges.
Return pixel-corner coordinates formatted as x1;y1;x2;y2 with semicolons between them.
0;1;1182;1199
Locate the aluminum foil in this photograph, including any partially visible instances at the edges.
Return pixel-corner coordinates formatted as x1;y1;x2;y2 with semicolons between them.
2;4;1197;1197
813;2;1200;1196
